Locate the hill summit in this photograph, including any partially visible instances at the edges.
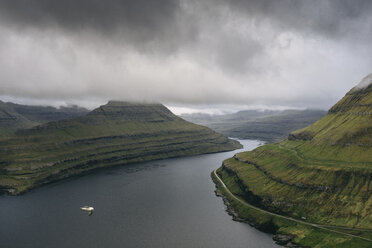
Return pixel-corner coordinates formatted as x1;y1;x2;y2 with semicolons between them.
86;101;177;121
289;74;372;152
354;73;372;90
216;74;372;247
0;101;241;195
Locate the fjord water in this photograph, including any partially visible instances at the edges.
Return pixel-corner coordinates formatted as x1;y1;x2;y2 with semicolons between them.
0;140;278;248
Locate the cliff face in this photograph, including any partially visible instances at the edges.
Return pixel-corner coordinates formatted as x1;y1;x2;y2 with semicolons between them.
217;75;372;247
0;101;241;195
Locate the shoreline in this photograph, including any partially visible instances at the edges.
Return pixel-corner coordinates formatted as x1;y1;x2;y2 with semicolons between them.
0;144;242;196
211;170;303;248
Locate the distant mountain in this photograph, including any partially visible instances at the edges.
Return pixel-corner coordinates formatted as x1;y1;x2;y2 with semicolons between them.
0;101;38;137
6;102;89;123
181;109;326;143
215;75;372;247
0;101;89;137
0;101;241;195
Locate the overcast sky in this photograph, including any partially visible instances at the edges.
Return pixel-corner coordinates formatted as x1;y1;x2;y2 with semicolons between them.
0;0;371;113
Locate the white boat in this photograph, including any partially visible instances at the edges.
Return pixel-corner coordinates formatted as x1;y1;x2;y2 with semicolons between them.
80;206;94;216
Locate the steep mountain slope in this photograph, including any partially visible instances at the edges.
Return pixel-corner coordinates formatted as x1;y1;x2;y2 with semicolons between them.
0;101;89;137
182;109;326;143
0;101;39;137
216;75;372;247
7;102;89;123
0;101;241;195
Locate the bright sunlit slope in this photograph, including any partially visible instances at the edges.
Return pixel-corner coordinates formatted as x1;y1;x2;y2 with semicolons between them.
216;74;372;247
0;101;241;195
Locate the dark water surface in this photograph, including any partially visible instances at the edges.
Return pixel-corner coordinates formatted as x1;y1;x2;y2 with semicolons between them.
0;140;279;248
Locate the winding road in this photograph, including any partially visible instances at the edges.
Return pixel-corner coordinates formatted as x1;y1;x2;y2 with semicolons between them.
213;169;372;242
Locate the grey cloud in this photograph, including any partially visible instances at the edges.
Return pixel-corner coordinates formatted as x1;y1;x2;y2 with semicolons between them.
0;0;198;54
0;0;371;110
0;0;178;33
1;0;371;46
214;33;264;74
1;0;371;54
224;0;372;40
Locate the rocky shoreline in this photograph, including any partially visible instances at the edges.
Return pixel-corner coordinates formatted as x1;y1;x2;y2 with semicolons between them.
212;173;304;248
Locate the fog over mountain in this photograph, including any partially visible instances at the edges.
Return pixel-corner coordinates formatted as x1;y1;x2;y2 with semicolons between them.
0;0;371;111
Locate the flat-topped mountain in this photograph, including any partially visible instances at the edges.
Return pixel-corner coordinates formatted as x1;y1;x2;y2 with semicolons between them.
215;75;372;247
86;101;176;121
0;101;241;195
0;101;89;137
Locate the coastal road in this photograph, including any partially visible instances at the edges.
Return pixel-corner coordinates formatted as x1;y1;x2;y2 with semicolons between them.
232;154;372;234
213;169;372;242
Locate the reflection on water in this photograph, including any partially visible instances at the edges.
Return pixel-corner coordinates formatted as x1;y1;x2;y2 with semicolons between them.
0;140;279;248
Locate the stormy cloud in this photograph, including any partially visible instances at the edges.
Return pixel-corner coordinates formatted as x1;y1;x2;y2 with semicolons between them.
0;0;371;111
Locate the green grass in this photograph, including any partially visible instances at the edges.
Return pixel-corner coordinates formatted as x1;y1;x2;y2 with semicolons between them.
182;109;326;143
0;101;88;138
222;144;372;228
213;168;372;248
0;102;241;195
0;102;39;137
212;83;372;247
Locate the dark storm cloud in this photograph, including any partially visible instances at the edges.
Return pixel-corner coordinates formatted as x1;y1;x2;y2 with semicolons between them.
0;0;371;55
224;0;372;39
0;0;177;33
0;0;371;110
0;0;198;53
1;0;371;47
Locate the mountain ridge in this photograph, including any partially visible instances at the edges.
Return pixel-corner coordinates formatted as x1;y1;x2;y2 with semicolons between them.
215;74;372;247
0;101;89;137
0;101;241;195
181;109;326;143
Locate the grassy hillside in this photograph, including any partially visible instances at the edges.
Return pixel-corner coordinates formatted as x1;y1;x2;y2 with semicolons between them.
7;102;89;123
0;101;88;137
0;101;241;195
0;101;39;137
215;78;372;247
182;109;326;143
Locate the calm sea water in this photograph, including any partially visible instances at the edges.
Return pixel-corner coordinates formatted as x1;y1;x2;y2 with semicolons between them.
0;140;279;248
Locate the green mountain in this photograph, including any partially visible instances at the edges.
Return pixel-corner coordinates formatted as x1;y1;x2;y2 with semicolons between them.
181;109;326;143
6;102;89;123
215;75;372;247
0;101;39;137
0;101;241;195
0;101;89;137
